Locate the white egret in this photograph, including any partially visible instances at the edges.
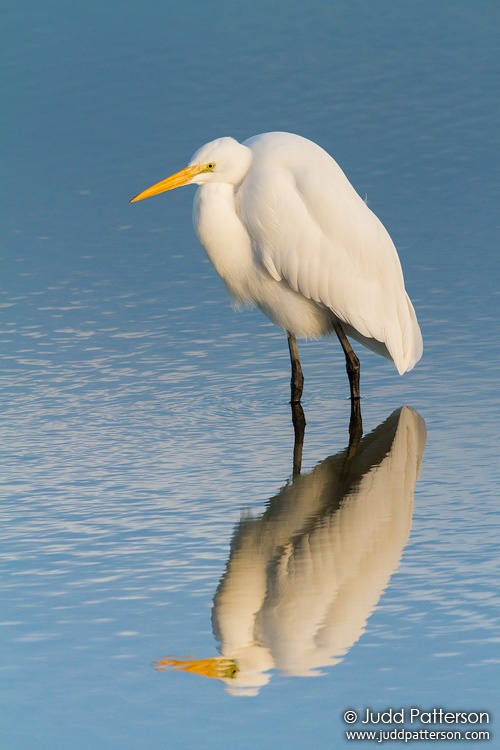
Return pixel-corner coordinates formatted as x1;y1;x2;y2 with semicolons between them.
131;132;422;407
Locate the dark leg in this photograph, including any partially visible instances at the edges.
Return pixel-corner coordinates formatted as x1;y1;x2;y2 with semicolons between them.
333;320;360;400
333;320;363;443
290;402;306;476
287;332;304;404
346;397;363;456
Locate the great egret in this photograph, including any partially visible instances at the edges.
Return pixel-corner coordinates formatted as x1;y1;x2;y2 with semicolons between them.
131;132;423;409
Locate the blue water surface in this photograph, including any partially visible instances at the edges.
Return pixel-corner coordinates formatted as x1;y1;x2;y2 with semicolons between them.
1;2;499;748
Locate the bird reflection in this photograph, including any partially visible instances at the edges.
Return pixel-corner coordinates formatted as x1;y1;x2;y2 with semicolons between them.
156;406;426;696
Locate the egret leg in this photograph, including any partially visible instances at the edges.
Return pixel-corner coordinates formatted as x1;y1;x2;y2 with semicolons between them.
347;397;363;452
333;321;360;400
290;402;306;476
287;332;304;405
333;320;363;442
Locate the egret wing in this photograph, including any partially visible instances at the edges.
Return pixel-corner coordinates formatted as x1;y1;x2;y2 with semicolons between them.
239;133;421;372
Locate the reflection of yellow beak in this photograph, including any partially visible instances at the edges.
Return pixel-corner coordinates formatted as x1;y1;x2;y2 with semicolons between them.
154;655;238;680
130;164;202;203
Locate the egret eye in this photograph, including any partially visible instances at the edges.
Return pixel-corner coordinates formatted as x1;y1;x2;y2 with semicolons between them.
207;162;215;171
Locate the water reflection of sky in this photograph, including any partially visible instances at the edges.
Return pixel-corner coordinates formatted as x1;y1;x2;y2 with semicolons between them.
2;2;499;748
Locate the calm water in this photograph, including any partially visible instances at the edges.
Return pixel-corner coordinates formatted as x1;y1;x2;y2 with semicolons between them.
2;2;499;748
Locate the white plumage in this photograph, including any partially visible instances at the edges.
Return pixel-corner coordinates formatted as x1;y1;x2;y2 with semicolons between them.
131;132;423;399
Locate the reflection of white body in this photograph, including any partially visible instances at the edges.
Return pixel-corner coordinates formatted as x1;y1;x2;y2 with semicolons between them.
212;407;426;696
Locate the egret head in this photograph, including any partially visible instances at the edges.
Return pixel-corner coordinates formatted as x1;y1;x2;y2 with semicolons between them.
130;137;252;203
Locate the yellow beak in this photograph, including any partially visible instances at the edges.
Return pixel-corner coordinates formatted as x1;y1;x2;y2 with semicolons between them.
129;164;203;203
